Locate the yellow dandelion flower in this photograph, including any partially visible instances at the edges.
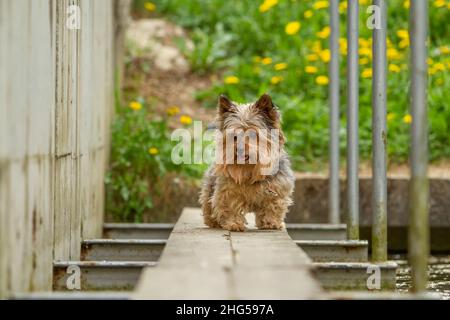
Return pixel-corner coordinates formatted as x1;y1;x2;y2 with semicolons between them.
387;38;394;48
305;66;318;74
148;147;159;155
339;1;347;13
304;10;313;18
389;64;401;73
359;0;369;5
339;38;348;55
387;113;396;121
259;0;278;13
397;29;409;39
429;67;437;75
387;48;401;60
259;3;269;13
403;0;410;9
359;57;370;65
399;38;410;49
274;63;288;71
316;75;329;85
312;41;322;53
180;115;193;125
261;57;273;65
434;62;445;71
317;26;331;39
362;68;372;78
307;54;319;62
359;47;372;57
285;21;301;35
167;106;180;116
129;101;142;111
224;76;240;84
359;38;371;48
433;62;446;72
439;46;450;54
271;76;283;84
434;0;446;8
339;38;347;46
313;1;329;10
397;29;409;48
319;49;331;63
403;114;412;124
144;2;156;12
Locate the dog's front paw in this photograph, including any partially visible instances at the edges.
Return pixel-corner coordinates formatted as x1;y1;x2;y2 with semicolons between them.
221;221;245;232
257;219;282;230
203;215;221;229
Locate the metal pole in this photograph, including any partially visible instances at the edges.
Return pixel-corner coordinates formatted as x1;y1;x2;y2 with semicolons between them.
371;0;388;262
409;0;429;293
346;0;359;240
329;0;340;224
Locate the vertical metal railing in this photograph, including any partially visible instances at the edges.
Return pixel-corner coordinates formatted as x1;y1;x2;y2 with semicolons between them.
409;0;429;293
346;0;360;240
327;2;429;290
328;0;340;224
371;0;388;262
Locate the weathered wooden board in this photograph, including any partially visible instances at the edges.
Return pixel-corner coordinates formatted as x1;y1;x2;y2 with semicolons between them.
0;0;115;298
134;208;323;299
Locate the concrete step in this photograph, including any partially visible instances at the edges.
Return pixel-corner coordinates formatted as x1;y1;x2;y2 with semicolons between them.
287;223;347;241
103;222;347;241
81;239;166;262
103;223;174;239
313;261;398;291
295;240;368;262
53;261;156;291
11;291;130;300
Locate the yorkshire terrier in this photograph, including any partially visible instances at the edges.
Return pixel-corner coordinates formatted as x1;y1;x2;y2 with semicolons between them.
199;93;295;231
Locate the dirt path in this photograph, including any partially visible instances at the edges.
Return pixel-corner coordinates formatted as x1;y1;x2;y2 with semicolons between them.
124;18;216;126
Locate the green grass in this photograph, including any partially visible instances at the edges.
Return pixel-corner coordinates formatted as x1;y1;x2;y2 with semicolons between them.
136;0;450;169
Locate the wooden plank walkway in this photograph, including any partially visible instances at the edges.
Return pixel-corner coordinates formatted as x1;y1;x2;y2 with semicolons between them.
133;208;323;299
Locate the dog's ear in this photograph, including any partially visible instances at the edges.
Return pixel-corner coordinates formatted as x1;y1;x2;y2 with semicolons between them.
255;93;279;124
218;94;234;115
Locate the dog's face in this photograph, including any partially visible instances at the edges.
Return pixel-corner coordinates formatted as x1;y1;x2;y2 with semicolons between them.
215;94;285;184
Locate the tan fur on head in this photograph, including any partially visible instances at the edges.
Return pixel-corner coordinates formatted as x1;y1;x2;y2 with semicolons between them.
199;94;295;232
214;94;283;185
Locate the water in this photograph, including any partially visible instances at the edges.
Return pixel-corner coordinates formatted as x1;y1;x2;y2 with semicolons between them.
393;255;450;300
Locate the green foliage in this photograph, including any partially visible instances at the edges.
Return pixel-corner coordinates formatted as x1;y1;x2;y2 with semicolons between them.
187;23;236;74
105;99;204;222
139;0;450;166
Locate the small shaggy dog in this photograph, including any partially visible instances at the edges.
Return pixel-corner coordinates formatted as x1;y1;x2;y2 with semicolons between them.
199;93;295;231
